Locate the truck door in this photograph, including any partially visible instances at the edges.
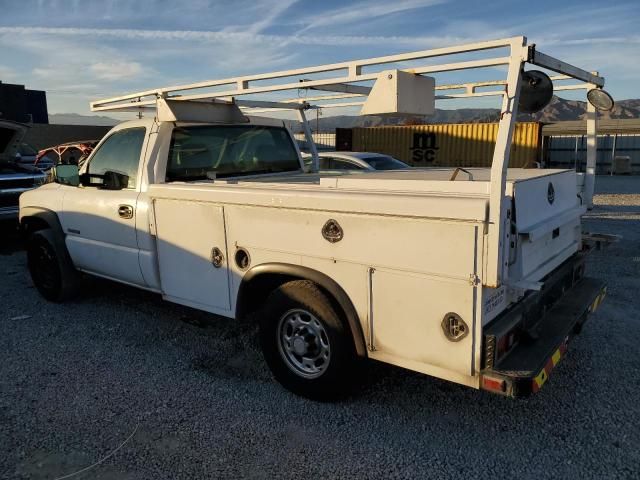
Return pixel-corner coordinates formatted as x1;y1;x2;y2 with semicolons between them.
60;127;147;286
153;199;231;313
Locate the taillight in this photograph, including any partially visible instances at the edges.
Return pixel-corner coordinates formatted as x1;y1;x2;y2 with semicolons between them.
497;329;519;358
484;318;524;369
490;325;522;366
481;375;506;393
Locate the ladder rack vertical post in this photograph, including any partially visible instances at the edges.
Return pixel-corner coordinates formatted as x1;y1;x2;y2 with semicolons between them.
298;108;319;172
585;87;598;207
485;37;527;288
610;133;617;176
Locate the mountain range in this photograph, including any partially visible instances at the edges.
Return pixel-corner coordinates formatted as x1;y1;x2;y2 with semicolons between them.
301;97;640;131
48;112;122;126
49;96;640;129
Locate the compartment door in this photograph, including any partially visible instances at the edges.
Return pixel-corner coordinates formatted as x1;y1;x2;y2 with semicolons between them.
371;270;476;377
512;172;583;280
153;199;231;312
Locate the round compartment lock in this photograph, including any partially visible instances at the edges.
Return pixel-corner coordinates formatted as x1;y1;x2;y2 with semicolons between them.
322;219;344;243
441;312;469;342
210;247;224;268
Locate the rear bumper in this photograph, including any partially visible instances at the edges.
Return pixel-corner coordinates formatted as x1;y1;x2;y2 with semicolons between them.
481;256;606;397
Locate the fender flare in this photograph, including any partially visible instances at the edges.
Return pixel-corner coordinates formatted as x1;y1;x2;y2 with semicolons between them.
20;206;65;237
20;206;68;255
237;263;367;358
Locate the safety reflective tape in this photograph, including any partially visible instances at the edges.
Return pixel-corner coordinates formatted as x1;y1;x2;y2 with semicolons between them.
532;342;568;393
551;349;562;366
591;287;607;313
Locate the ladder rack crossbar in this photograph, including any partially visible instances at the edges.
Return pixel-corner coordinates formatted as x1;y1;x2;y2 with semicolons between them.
92;37;525;111
92;57;512;112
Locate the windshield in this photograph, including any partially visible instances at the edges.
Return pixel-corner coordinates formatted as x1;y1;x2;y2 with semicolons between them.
362;155;410;170
19;143;37;156
167;125;300;181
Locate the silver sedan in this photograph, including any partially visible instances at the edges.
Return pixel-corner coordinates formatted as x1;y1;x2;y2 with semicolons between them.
303;151;410;172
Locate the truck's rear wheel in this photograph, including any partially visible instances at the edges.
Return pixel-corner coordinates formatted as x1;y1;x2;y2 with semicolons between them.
27;229;80;302
259;280;356;400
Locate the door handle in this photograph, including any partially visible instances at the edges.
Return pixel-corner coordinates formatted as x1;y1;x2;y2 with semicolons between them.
118;204;134;219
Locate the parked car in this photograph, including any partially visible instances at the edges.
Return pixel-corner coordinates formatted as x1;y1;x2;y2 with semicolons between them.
303;151;410;172
0;121;46;220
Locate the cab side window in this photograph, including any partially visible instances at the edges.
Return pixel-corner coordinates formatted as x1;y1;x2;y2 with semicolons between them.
87;128;145;189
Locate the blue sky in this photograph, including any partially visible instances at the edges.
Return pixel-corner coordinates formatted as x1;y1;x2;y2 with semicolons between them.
0;0;638;119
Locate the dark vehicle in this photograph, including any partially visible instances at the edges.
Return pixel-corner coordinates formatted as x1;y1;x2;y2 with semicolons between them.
15;142;54;171
36;140;98;168
0;121;46;219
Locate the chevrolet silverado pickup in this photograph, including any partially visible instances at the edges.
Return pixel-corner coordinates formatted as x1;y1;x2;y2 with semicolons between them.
19;37;610;399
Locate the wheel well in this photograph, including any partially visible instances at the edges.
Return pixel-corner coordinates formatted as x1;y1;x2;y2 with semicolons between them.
21;216;50;235
236;264;367;357
236;272;295;322
238;273;347;321
20;208;65;241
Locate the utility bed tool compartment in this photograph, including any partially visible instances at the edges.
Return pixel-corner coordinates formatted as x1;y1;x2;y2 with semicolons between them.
511;171;584;281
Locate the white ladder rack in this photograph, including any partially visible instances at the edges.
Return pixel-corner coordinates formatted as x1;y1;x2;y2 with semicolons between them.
90;36;605;290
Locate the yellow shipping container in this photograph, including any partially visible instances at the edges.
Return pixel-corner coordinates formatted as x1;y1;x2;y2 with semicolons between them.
351;122;541;168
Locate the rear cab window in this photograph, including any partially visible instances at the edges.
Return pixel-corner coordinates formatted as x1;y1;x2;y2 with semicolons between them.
166;125;300;181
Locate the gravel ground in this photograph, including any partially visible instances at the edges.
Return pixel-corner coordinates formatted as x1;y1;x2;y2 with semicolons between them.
1;176;639;479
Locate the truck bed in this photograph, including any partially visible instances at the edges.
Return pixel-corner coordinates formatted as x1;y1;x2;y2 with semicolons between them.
217;168;572;190
151;166;582;288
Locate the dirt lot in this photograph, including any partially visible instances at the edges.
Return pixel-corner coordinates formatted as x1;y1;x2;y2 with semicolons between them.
1;176;639;479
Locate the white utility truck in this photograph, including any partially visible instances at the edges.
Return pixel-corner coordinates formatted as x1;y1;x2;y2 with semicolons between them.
20;37;612;399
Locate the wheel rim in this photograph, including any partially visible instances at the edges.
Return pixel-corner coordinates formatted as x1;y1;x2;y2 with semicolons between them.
277;309;331;379
31;243;58;290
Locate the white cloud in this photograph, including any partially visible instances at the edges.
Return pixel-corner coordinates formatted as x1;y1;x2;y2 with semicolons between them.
245;0;298;34
0;25;477;49
0;64;18;81
90;61;143;81
296;0;446;33
0;0;638;118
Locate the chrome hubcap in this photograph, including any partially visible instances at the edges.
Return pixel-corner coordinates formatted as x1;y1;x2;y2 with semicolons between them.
277;309;331;378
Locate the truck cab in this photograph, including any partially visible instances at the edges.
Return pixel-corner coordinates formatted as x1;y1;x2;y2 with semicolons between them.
26;117;303;289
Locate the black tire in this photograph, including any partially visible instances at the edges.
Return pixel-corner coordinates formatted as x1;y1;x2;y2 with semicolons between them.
27;229;80;302
259;280;357;400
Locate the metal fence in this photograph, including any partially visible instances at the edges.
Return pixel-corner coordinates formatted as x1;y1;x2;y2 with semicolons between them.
293;133;336;152
545;134;640;174
293;128;640;175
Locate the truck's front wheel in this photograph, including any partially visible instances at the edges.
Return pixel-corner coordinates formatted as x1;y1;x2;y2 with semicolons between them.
259;280;357;400
27;229;80;302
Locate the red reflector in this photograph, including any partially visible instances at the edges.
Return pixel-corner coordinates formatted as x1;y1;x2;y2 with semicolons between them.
482;376;506;393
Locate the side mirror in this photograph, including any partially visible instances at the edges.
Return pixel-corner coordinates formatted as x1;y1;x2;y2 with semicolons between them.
101;171;129;190
77;170;129;189
587;88;615;112
54;164;80;186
